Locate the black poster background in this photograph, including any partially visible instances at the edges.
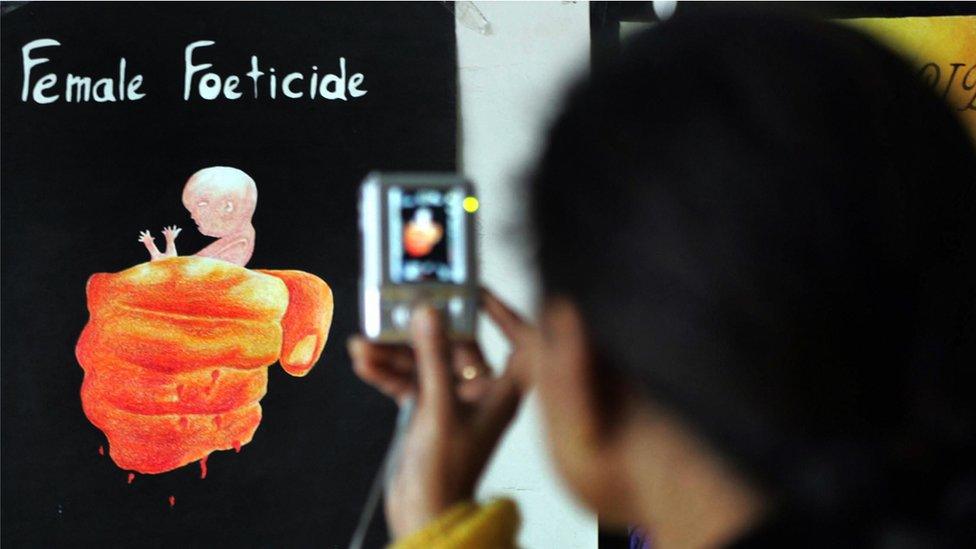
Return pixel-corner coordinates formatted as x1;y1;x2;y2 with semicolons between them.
1;2;456;546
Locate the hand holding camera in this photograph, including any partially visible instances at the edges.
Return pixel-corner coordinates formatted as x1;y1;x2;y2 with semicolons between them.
348;291;534;539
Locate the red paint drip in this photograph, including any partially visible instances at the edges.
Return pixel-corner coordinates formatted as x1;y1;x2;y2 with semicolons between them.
213;415;222;428
232;440;241;453
98;445;105;456
168;495;176;508
127;473;135;484
175;384;184;400
211;369;220;383
199;455;209;479
179;416;189;429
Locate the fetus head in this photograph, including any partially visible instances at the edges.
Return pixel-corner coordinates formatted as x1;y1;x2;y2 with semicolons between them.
182;167;258;237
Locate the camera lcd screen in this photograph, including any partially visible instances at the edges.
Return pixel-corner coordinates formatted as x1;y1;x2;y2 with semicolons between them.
388;187;467;284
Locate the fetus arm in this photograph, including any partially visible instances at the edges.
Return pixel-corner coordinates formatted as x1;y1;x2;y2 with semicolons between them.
138;230;164;261
161;226;182;257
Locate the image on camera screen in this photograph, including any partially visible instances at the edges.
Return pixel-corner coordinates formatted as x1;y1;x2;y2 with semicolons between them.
388;187;466;283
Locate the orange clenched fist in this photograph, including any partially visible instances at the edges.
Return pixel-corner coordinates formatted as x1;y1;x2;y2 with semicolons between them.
75;257;333;474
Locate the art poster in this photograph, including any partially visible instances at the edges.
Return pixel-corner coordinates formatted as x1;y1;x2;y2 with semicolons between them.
1;2;457;546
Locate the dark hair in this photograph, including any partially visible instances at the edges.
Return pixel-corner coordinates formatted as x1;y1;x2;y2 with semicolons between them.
531;10;975;545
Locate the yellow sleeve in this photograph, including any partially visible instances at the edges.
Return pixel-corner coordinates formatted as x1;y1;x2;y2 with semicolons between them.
389;499;520;549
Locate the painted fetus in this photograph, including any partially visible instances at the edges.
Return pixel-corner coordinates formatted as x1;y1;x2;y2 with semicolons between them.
138;166;257;267
403;207;444;257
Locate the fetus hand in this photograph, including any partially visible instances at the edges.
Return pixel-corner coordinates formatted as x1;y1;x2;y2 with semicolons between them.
139;230;163;261
162;225;182;257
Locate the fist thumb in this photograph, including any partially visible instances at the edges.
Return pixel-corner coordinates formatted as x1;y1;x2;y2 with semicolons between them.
258;269;334;377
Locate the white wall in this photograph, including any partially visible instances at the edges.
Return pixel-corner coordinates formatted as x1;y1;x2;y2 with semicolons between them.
456;2;597;547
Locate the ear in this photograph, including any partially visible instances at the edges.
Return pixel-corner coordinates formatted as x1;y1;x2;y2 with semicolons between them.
545;297;631;443
543;298;601;447
223;200;235;213
543;297;636;523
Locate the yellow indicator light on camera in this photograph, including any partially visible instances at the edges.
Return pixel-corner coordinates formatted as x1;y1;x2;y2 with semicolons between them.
462;196;479;213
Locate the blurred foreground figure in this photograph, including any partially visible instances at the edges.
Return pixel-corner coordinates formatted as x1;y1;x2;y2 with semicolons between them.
351;10;976;548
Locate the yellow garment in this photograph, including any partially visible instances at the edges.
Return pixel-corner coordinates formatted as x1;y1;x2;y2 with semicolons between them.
390;499;520;549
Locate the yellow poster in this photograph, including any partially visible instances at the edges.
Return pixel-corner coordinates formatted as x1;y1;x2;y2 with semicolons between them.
847;16;976;140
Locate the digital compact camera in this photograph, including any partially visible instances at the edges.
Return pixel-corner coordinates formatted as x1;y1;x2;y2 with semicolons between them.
359;172;478;342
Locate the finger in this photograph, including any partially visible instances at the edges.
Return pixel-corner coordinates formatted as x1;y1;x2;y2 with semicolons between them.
452;342;491;379
482;289;528;343
348;338;414;394
83;265;283;373
348;337;416;375
348;337;417;403
258;270;333;377
452;343;492;403
457;374;492;403
410;306;454;414
473;366;523;450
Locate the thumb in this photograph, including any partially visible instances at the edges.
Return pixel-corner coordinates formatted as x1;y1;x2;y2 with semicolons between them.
258;270;334;377
410;307;455;417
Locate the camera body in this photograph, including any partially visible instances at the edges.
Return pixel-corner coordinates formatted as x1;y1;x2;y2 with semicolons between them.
359;172;478;342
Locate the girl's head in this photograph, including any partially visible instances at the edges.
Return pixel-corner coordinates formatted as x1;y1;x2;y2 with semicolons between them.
528;10;975;540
